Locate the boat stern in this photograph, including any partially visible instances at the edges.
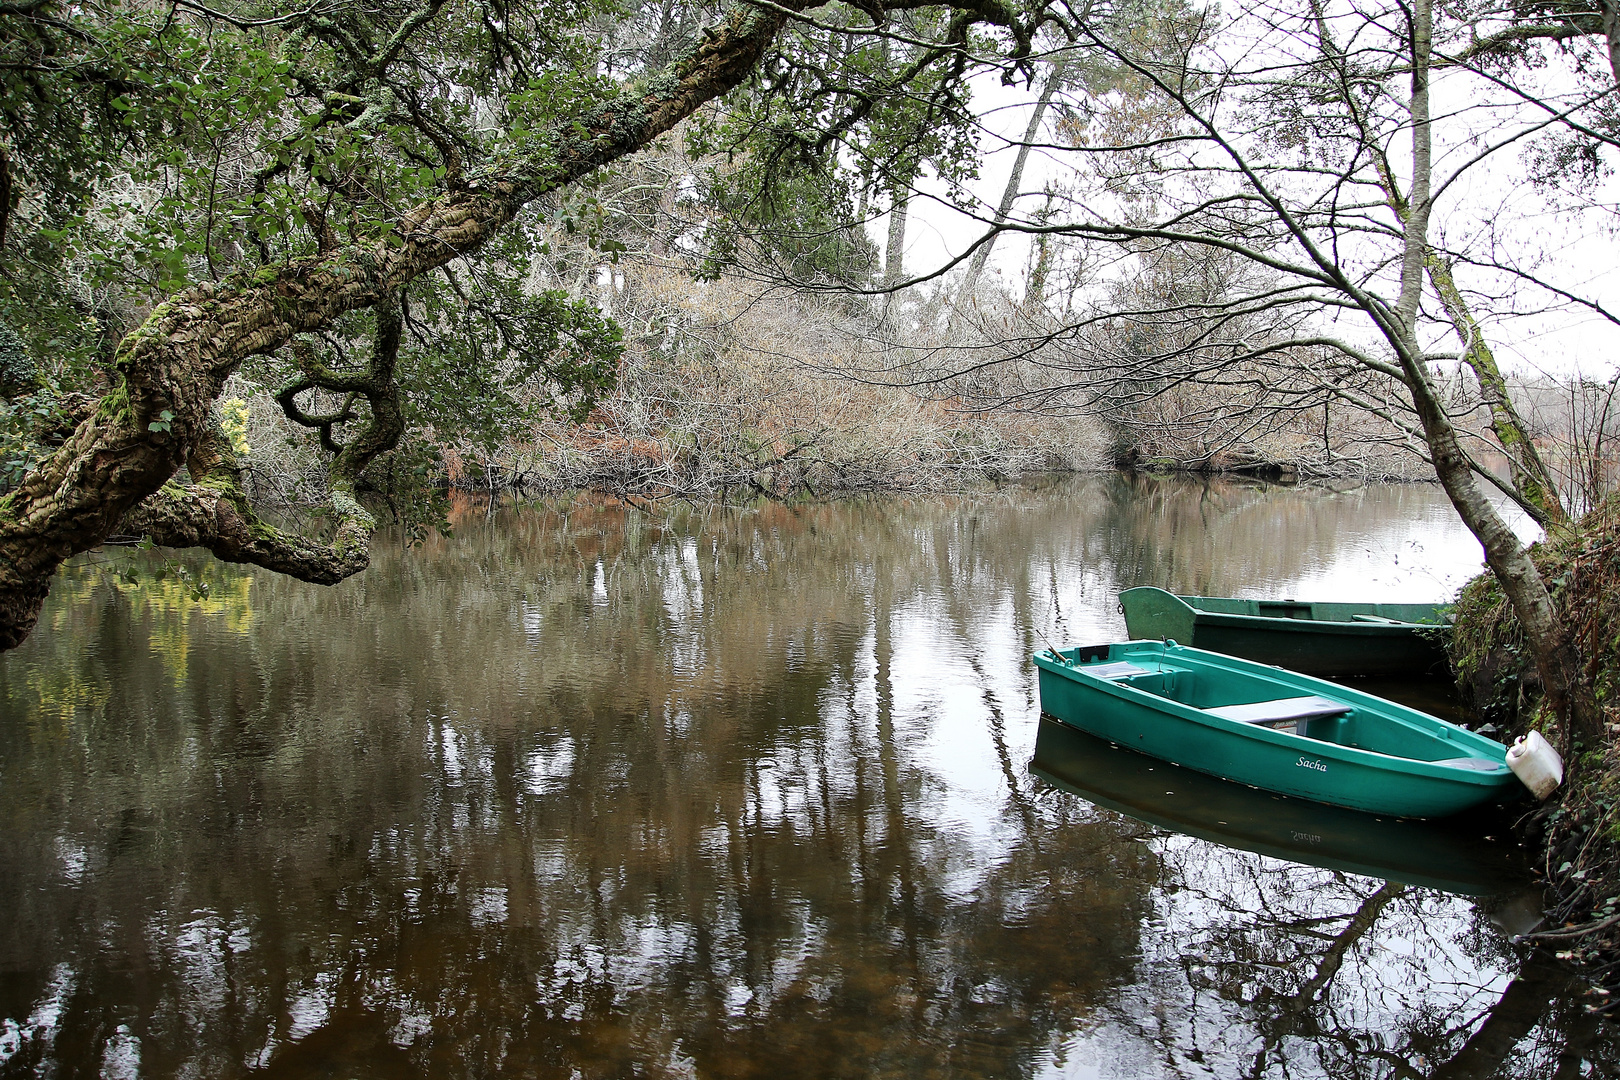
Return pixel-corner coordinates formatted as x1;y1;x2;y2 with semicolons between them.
1119;587;1198;644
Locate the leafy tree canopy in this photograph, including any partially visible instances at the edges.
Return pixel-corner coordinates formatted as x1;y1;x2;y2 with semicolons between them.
0;0;1064;649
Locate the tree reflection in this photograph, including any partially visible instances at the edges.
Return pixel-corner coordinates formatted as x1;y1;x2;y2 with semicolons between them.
0;476;1608;1077
1033;737;1617;1078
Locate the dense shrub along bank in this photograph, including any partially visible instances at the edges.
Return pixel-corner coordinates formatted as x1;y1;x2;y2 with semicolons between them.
226;273;1112;506
1450;497;1620;1003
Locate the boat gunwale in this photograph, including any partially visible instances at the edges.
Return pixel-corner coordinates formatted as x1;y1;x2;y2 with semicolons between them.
1033;644;1509;788
1158;590;1451;630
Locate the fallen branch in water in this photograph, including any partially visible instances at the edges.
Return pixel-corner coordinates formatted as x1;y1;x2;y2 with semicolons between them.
1517;912;1620;942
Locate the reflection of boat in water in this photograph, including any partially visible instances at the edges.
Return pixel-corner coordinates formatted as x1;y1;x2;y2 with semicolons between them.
1030;717;1530;897
1119;586;1450;676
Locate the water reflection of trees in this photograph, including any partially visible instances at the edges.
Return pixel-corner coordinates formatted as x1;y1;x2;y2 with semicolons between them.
0;476;1604;1077
1050;800;1617;1077
1092;472;1469;601
1;491;1155;1076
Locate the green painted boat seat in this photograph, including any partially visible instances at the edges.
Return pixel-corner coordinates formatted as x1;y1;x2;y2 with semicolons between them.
1432;756;1508;771
1349;614;1404;624
1087;661;1154;680
1205;696;1352;725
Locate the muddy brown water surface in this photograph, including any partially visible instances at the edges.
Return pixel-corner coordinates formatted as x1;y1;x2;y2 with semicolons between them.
2;473;1615;1077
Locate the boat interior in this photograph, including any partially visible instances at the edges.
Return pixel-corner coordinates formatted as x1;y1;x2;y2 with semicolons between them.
1183;595;1447;625
1081;652;1476;762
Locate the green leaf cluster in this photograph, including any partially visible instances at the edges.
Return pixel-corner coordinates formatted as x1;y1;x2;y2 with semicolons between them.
400;281;623;450
684;2;984;282
1;0;617;300
1;0;633;494
694;156;878;283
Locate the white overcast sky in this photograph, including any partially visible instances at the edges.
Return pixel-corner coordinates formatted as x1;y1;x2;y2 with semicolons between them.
870;43;1620;380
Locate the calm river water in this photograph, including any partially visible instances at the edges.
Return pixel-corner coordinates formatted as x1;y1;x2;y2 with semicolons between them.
1;473;1613;1077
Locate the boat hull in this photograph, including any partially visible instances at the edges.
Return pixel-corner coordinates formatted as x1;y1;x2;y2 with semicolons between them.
1031;718;1527;896
1034;640;1516;818
1119;586;1450;676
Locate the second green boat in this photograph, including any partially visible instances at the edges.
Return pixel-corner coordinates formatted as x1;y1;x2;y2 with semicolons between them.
1034;640;1518;818
1118;586;1451;676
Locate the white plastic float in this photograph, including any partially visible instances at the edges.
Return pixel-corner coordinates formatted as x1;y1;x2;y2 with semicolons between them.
1506;730;1563;800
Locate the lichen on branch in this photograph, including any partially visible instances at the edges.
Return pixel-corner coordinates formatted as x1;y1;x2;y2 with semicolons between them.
0;0;839;648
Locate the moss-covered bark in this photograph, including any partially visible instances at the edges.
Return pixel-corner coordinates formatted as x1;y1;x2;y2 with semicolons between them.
0;0;809;650
1424;253;1566;528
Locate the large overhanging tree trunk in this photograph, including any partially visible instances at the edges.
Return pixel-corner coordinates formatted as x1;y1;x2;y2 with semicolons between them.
0;0;1039;652
0;1;809;650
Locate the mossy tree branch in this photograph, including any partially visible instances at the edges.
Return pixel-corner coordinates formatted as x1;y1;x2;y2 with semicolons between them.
121;290;407;581
0;0;812;648
1424;253;1567;528
0;0;1048;650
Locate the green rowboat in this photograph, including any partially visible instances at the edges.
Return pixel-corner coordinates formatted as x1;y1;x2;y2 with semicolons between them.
1033;640;1516;818
1118;586;1450;676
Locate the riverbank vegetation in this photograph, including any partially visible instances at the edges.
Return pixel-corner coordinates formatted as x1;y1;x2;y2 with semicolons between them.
1451;497;1620;1001
220;267;1110;507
